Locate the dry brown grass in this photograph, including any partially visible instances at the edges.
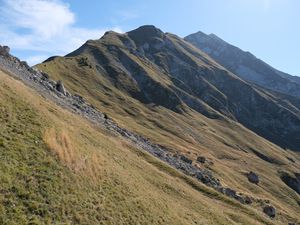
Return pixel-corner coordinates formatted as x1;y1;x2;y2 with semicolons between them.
44;127;105;183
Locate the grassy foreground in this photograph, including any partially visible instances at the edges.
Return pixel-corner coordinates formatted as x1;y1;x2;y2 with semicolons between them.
0;70;280;224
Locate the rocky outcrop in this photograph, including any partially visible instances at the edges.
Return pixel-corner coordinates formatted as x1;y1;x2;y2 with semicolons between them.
56;80;67;96
280;172;300;194
179;155;193;164
0;45;10;56
247;171;259;185
197;156;206;163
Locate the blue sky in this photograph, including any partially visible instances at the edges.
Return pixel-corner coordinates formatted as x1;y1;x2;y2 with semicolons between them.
0;0;299;76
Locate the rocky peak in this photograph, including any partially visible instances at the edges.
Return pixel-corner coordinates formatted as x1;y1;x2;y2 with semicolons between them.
127;25;165;45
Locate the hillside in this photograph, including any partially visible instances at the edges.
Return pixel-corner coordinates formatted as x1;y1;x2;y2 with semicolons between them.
0;55;282;224
33;26;300;224
185;31;300;99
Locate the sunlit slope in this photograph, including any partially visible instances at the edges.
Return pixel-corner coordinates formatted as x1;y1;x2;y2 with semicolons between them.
0;69;285;224
36;26;300;224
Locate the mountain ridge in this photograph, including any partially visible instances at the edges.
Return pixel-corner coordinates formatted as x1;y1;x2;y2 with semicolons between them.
185;31;300;98
1;23;300;223
40;25;300;151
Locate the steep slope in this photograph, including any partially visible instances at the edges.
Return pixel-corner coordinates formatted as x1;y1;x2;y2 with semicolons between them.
185;31;300;98
0;58;282;225
35;26;300;223
38;25;300;151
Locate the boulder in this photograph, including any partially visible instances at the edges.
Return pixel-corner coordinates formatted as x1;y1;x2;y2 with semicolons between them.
263;205;276;218
247;171;259;184
56;80;67;95
224;188;237;198
197;156;206;163
0;45;10;56
180;155;192;164
244;196;253;204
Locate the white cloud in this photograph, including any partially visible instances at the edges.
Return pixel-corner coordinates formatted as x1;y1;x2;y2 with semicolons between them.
0;0;122;64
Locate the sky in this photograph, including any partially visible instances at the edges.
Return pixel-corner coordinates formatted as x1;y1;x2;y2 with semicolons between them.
0;0;299;76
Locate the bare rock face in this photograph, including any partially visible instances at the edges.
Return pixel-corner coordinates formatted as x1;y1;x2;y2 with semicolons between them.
197;156;206;163
280;172;300;194
263;205;276;218
247;171;259;185
179;155;193;164
56;80;67;95
0;45;10;57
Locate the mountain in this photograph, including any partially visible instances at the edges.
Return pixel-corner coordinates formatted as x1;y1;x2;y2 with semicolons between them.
185;31;300;98
34;26;300;223
0;44;283;225
0;24;300;224
39;25;300;151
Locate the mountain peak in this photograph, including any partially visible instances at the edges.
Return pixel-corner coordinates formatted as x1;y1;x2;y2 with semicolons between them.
127;25;164;44
128;25;163;35
208;33;226;43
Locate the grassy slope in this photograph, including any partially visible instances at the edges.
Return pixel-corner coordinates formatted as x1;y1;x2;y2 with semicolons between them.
37;46;300;224
0;70;281;224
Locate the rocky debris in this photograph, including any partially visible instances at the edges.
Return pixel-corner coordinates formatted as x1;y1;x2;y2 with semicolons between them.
56;80;67;95
247;171;259;185
224;188;236;198
197;156;206;163
280;172;300;194
0;45;10;57
263;205;276;218
0;48;258;206
179;155;193;164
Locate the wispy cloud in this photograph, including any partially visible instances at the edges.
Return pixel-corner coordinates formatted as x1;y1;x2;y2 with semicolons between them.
0;0;122;64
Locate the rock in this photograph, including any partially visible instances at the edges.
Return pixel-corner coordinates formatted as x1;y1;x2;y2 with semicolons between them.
56;80;66;95
41;72;49;80
197;156;206;163
263;205;276;218
0;45;10;56
244;196;253;204
224;188;237;198
180;155;192;164
104;113;109;120
235;194;245;204
247;171;259;184
280;172;300;194
20;61;30;69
